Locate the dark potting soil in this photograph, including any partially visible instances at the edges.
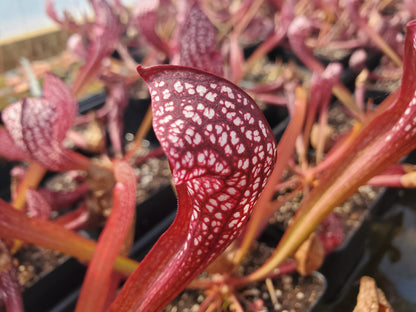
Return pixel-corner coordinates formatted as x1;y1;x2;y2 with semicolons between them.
14;246;69;289
163;243;325;312
163;274;324;312
269;184;381;241
130;145;172;204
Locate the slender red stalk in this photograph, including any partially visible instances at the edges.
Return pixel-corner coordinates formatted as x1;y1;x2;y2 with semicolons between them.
131;0;172;58
234;87;307;265
12;162;46;211
54;204;91;231
76;160;136;311
176;3;223;77
288;16;362;118
0;199;138;276
71;0;124;96
2;74;92;171
366;163;416;188
26;189;52;219
243;0;294;73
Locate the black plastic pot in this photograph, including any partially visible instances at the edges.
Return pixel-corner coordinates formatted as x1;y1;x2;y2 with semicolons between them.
317;186;396;303
316;150;416;308
308;272;328;312
23;258;87;312
0;161;13;201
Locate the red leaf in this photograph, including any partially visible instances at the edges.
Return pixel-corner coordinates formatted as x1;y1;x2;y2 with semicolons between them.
43;73;78;141
26;189;52;220
38;183;89;211
2;74;90;171
106;83;129;156
45;0;82;32
229;34;244;82
177;4;224;76
76;160;136;312
53;204;90;231
0;199;138;276
288;16;323;73
405;0;416;17
71;0;124;95
318;213;344;253
108;65;277;311
131;0;172;57
0;128;27;161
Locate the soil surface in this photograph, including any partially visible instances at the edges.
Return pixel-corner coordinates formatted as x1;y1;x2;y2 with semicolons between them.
268;184;381;242
13;246;69;288
164;243;325;312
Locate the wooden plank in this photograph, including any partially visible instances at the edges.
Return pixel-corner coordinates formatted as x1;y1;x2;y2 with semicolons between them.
0;27;69;73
